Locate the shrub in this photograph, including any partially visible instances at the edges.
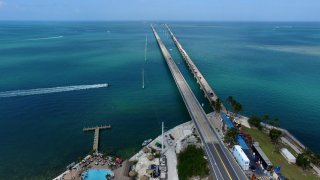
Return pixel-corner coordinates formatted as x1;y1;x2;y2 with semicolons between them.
224;128;238;145
177;145;209;180
296;153;311;169
248;116;262;130
269;129;282;143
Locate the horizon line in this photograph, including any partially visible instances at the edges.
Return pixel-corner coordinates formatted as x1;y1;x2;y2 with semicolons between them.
0;20;320;23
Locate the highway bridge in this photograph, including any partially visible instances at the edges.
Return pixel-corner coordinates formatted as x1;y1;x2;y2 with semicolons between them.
165;24;228;113
151;25;248;180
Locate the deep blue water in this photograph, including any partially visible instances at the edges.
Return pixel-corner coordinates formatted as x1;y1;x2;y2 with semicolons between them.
0;21;319;179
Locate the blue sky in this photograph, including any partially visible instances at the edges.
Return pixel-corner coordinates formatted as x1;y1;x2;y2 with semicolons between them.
0;0;319;21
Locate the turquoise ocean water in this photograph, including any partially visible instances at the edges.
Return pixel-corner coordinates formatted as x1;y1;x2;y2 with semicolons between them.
0;22;319;179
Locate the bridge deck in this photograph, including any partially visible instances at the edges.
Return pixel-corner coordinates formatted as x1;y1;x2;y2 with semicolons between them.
152;26;216;144
165;24;227;112
152;25;248;180
162;24;249;180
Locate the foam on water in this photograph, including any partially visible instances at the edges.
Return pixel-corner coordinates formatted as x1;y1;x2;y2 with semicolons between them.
0;84;108;98
247;45;320;57
27;36;63;41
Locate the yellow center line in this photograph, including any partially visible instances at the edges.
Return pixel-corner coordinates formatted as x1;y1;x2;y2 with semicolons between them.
212;144;233;180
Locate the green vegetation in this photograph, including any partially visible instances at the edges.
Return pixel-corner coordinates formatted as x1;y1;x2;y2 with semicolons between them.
262;114;269;125
261;114;280;127
77;156;83;163
242;127;318;180
150;148;157;154
90;149;96;155
212;98;222;113
154;152;161;158
233;103;242;114
132;160;138;165
248;115;262;130
269;118;280;127
310;153;320;167
177;145;209;180
227;96;242;114
296;153;311;169
269;129;282;143
224;127;238;145
248;114;280;130
297;150;320;168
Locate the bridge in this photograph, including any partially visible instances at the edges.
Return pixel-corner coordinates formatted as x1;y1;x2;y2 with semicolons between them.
165;24;228;113
151;25;247;180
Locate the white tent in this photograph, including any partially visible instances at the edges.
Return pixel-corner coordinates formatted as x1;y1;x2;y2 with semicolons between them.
280;148;296;163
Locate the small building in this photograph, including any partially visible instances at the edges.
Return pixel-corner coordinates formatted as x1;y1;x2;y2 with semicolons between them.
252;142;273;170
221;112;235;129
232;145;250;170
280;148;296;163
237;135;249;150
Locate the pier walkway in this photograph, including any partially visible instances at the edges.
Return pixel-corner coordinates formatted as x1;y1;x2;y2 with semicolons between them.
83;125;111;152
165;24;227;113
152;25;247;180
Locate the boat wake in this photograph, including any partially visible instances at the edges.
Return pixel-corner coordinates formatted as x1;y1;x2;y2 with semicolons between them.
0;84;108;98
27;36;63;41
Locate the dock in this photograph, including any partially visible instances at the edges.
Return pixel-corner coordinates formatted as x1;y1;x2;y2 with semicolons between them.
83;125;111;152
165;24;227;113
151;25;247;180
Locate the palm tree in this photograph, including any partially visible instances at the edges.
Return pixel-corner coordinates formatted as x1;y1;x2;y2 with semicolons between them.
225;128;238;145
270;118;280;127
226;96;234;114
305;149;313;157
214;98;222;113
262;114;269;127
226;96;243;116
227;96;234;105
77;156;83;163
210;100;215;110
269;129;282;143
312;154;320;166
233;102;242;114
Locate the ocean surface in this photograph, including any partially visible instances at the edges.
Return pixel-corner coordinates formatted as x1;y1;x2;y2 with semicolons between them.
0;21;319;179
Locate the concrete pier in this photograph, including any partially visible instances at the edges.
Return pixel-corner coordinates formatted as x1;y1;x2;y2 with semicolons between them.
83;125;111;152
83;125;111;132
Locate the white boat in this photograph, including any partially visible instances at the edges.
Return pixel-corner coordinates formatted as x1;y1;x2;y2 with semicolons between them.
142;139;152;146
